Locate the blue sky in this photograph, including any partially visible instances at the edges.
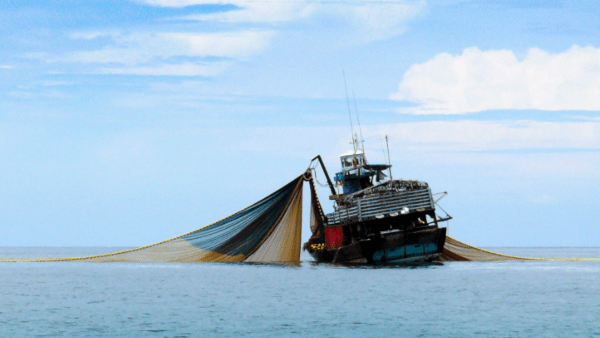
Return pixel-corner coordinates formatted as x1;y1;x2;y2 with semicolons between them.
1;0;599;247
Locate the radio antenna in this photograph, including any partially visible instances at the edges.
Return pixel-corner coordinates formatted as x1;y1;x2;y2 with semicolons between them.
343;70;356;153
352;91;365;154
385;135;393;181
379;136;387;163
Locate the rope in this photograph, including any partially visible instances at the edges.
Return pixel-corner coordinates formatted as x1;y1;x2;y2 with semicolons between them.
310;164;331;188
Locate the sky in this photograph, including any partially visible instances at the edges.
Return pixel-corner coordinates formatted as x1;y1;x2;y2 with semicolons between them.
1;0;599;247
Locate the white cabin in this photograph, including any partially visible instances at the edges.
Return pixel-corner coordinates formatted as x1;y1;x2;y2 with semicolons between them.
339;150;366;169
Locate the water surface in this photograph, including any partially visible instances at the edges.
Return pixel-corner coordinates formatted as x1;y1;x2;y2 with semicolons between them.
1;247;599;337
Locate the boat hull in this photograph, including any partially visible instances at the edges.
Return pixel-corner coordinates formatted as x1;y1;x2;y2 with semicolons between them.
308;226;446;264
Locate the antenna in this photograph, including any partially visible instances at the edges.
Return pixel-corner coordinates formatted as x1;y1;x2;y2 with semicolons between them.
385;135;393;181
352;91;365;155
379;136;388;164
343;70;356;153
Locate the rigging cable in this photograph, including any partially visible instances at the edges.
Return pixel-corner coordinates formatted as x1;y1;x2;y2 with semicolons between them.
352;91;365;154
343;70;356;153
310;161;332;188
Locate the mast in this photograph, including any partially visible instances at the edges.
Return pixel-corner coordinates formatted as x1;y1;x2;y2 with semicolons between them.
385;135;393;181
343;70;356;153
353;92;365;156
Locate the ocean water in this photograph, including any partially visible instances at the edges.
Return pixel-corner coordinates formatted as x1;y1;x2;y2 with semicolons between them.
1;247;600;337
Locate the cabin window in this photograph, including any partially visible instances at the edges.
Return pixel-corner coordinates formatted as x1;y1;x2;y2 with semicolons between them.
341;155;364;168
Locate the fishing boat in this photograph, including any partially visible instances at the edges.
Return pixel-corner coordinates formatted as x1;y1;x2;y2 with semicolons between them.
304;139;451;264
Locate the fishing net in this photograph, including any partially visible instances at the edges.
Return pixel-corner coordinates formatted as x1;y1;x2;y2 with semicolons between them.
2;170;598;263
442;236;600;261
303;175;327;251
1;175;304;263
308;175;325;237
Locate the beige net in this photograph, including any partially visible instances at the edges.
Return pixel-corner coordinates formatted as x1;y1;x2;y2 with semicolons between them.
2;170;598;264
1;175;304;263
442;236;600;261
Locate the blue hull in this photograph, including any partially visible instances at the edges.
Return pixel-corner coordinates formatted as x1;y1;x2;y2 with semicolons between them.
372;242;440;263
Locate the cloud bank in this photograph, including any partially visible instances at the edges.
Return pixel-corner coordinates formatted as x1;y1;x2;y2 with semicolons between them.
370;121;600;152
53;31;273;76
46;1;424;76
144;0;425;29
391;45;600;114
172;0;316;23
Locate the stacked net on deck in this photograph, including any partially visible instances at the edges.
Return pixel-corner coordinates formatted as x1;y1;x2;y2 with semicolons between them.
1;175;304;263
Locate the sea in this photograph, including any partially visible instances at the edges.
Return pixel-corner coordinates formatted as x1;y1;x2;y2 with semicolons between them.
1;247;599;337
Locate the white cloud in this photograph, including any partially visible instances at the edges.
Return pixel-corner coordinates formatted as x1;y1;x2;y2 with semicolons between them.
568;115;600;121
69;32;106;40
178;0;316;23
29;1;424;77
55;31;273;76
216;120;600;160
8;90;68;100
0;65;13;69
329;0;426;42
40;81;74;86
141;0;212;7
99;61;230;76
146;0;425;42
391;45;600;114
369;120;600;152
70;31;272;63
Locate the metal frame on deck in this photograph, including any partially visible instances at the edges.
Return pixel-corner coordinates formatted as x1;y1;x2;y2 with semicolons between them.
327;180;436;226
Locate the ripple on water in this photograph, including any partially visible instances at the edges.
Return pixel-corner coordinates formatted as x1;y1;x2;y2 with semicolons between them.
0;247;599;337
